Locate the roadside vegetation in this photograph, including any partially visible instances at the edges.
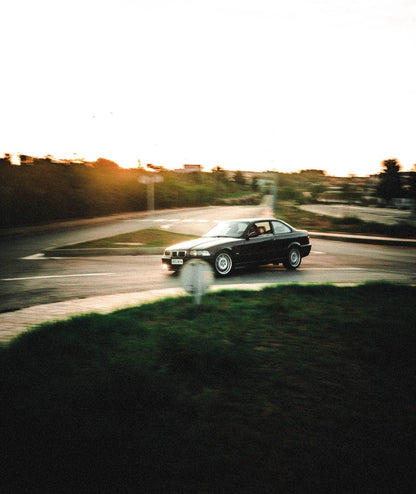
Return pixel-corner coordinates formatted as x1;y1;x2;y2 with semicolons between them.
2;155;415;237
1;283;415;492
0;158;259;228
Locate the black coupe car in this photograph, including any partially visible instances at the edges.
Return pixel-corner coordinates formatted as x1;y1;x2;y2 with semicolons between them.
162;218;311;276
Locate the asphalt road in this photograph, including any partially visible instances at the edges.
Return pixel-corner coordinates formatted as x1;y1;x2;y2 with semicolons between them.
1;204;416;314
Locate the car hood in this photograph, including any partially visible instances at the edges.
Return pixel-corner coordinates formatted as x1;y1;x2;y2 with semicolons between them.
165;237;241;251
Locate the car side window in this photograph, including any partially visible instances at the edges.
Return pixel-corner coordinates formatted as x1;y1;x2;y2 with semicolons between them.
272;221;291;234
253;221;271;236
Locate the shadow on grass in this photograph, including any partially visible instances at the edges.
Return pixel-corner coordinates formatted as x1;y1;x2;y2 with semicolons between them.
1;283;415;493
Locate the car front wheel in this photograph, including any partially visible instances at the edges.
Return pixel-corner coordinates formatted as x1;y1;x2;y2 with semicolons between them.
284;246;301;270
214;251;233;276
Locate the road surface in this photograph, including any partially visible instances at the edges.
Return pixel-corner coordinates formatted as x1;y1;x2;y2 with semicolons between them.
1;204;415;314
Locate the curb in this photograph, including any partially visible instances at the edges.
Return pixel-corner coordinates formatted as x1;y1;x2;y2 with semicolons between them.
44;246;164;257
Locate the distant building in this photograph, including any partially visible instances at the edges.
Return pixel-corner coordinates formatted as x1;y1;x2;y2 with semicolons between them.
19;154;34;165
174;164;203;173
146;163;166;171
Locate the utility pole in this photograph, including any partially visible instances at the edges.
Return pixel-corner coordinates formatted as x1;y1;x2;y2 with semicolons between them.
138;174;163;215
273;172;278;215
267;171;278;215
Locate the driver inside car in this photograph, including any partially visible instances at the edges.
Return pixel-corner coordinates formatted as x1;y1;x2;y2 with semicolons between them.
249;225;266;237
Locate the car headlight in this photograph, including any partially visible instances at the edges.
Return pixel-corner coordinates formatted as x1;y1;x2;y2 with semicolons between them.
190;250;211;257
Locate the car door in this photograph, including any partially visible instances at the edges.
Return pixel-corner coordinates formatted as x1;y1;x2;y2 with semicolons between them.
237;221;273;265
255;220;276;262
271;220;293;258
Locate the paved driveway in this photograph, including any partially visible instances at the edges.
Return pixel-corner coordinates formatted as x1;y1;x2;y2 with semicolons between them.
299;204;416;225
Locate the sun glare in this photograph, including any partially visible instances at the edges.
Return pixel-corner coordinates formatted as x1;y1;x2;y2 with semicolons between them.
1;0;415;176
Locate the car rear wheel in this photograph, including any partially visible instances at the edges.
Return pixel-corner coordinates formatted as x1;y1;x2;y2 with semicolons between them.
284;246;301;270
214;251;233;276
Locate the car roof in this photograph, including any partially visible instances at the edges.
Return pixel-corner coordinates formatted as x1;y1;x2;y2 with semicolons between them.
225;218;278;222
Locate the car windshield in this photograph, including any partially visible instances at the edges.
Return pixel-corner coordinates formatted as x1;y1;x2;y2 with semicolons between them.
203;221;250;238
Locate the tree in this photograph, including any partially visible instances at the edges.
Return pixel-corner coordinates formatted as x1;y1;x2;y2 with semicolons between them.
341;182;361;203
211;166;228;184
93;157;120;169
233;170;245;186
377;158;402;203
309;182;326;202
298;169;327;181
0;153;12;166
408;165;416;212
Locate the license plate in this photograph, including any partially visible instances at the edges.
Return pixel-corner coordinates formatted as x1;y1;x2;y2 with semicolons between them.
171;259;184;265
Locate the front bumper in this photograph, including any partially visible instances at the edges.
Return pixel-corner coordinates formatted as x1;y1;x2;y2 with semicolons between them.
162;254;214;270
161;256;187;270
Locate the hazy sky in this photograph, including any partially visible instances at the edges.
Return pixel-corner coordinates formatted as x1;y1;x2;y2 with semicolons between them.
1;0;415;175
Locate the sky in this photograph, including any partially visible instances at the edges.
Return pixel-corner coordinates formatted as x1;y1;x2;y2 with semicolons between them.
1;0;416;176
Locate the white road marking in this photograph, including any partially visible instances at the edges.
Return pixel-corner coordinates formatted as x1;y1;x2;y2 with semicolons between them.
304;267;364;271
21;253;47;260
2;273;114;282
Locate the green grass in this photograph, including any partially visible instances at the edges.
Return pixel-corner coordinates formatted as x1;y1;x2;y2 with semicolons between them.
62;227;197;249
1;283;415;493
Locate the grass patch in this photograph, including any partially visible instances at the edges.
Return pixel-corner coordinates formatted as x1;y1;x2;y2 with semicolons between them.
1;283;415;492
62;227;197;249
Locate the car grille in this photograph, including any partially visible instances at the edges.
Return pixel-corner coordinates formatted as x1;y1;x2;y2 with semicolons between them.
167;250;187;258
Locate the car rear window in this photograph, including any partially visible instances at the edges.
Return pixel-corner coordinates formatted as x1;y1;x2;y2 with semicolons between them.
272;221;291;234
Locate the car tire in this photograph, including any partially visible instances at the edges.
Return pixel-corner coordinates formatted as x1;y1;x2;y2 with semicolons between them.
214;251;233;276
283;246;301;270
